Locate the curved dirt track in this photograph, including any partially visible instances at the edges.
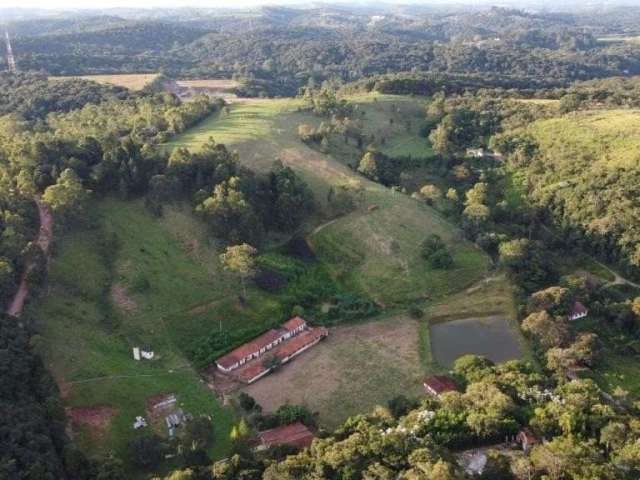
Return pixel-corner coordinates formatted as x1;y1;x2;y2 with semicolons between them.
7;200;53;317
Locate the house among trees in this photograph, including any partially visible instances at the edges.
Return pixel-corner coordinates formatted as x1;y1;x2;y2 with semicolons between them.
465;147;504;160
216;316;308;373
516;428;539;454
568;301;588;321
256;422;314;451
423;375;458;397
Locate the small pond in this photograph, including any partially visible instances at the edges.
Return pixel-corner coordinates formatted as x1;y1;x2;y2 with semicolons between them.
430;315;523;368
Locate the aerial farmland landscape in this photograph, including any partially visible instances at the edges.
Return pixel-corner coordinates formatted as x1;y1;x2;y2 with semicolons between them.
2;1;640;479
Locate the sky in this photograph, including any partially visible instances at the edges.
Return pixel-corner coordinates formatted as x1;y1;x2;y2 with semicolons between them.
2;0;636;10
6;0;335;8
0;0;505;10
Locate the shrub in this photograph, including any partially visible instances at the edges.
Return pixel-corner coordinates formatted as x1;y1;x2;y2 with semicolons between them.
238;392;257;412
429;248;454;269
421;234;446;260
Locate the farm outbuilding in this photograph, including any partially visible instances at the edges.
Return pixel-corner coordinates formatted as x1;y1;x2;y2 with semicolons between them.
568;301;588;321
216;316;310;373
256;422;314;450
423;375;458;397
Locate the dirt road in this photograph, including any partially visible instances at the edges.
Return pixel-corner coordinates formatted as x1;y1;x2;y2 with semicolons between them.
7;200;53;317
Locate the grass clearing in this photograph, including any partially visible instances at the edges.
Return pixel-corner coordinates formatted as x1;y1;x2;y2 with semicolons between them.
525;109;640;170
49;73;159;90
28;198;237;472
574;317;640;396
175;79;240;90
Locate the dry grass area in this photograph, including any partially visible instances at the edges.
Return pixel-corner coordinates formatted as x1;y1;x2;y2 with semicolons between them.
176;79;240;90
240;315;425;429
427;273;515;324
50;73;159;90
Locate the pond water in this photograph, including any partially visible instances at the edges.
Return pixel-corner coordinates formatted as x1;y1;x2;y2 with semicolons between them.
430;315;523;368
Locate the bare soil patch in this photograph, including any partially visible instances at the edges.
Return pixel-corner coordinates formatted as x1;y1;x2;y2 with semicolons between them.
176;79;240;90
111;284;137;312
241;316;424;428
67;405;117;439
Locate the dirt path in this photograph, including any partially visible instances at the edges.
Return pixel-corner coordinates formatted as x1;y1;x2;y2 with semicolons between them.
311;217;340;236
7;199;53;317
540;225;639;290
599;261;640;289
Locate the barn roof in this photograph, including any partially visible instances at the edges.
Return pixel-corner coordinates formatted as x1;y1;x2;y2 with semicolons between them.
283;316;307;332
216;329;283;369
423;375;458;395
276;327;328;361
258;422;314;449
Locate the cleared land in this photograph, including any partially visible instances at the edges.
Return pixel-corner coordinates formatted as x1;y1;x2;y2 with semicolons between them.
27;199;237;469
175;79;240;90
49;73;159;90
164;93;502;423
241;315;425;429
168;95;489;306
525;109;640;169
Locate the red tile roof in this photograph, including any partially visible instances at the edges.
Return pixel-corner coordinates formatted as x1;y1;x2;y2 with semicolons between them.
423;375;458;395
233;327;328;383
216;329;283;369
571;301;588;316
283;316;306;332
216;317;310;370
258;422;314;449
517;428;539;445
236;361;268;383
276;327;328;361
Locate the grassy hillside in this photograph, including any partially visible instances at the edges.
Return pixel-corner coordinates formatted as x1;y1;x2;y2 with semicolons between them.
517;109;640;269
168;94;489;306
526;109;640;170
27;199;238;471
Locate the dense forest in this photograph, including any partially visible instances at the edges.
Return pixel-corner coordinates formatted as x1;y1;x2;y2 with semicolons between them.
6;6;640;95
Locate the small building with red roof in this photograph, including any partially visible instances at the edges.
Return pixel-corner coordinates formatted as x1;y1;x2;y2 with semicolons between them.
423;375;458;397
256;422;314;450
568;301;588;321
516;428;539;454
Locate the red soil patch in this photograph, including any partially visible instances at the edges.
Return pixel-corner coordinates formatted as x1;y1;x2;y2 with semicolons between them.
66;405;117;439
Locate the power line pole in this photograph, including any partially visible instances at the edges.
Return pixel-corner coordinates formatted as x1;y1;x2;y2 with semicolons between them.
5;30;17;74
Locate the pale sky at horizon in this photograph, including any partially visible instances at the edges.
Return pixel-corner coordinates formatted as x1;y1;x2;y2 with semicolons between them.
0;0;485;10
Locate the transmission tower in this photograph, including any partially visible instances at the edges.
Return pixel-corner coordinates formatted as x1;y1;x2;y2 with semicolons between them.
5;30;17;73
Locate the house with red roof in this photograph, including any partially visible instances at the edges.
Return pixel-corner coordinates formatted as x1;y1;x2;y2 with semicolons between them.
568;301;588;321
516;428;539;454
256;422;314;451
423;375;458;397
